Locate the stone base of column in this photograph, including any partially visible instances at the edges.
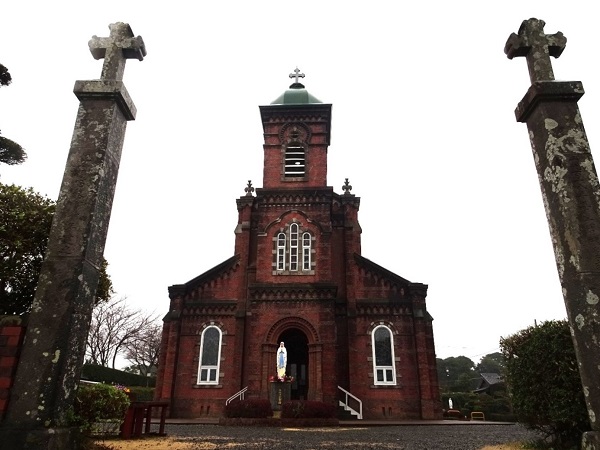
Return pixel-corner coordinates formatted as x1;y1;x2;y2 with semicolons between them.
0;426;81;450
582;431;600;450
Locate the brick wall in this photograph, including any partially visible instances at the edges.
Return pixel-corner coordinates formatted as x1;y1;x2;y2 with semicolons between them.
0;316;26;420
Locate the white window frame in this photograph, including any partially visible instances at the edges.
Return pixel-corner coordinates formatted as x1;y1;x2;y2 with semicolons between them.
289;223;299;271
197;325;222;385
372;325;396;385
276;232;286;271
302;232;311;270
274;224;314;274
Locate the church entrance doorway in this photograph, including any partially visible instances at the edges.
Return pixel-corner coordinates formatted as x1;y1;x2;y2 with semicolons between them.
278;328;308;400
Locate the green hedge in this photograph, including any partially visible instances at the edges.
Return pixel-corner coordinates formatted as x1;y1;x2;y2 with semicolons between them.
128;386;155;402
72;383;130;434
224;399;273;418
501;320;590;448
281;400;336;419
81;364;156;387
441;392;512;421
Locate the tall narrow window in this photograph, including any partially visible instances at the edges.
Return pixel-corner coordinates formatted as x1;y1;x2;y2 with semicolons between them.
197;326;222;385
302;232;311;270
372;325;396;385
289;223;299;271
285;145;305;177
277;233;286;271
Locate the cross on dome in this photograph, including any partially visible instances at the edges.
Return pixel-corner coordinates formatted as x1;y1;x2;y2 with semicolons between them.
289;67;305;84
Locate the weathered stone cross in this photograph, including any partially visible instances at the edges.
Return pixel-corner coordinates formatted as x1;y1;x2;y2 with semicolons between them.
0;23;145;449
505;18;566;82
89;22;146;81
506;18;600;449
289;67;305;84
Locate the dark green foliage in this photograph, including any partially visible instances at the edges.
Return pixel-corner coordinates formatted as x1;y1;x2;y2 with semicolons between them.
0;64;11;87
1;64;27;166
437;355;476;392
441;392;512;421
0;135;26;166
81;363;156;388
476;352;505;376
224;399;273;418
0;183;113;315
501;320;590;448
443;409;464;420
281;400;336;419
96;259;114;304
127;386;155;402
73;383;130;432
0;183;54;315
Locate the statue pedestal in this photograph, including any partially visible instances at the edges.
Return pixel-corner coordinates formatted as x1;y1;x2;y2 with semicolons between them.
269;381;291;411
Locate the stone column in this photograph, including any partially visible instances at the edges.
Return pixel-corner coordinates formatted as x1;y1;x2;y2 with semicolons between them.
506;18;600;447
0;23;145;449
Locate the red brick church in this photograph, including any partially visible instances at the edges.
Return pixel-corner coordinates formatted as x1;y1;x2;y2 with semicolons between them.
154;71;442;420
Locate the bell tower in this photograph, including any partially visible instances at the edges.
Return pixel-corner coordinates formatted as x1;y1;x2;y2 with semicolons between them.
259;69;332;189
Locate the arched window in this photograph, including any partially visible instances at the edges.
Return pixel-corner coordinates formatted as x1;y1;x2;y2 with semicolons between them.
276;232;286;271
273;223;314;273
289;223;299;271
372;325;396;385
197;326;222;385
302;232;311;270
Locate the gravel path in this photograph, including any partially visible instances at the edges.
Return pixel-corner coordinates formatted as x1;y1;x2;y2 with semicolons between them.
162;423;541;450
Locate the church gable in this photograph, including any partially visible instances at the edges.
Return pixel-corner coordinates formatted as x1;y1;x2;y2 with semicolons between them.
168;255;241;301
353;254;415;301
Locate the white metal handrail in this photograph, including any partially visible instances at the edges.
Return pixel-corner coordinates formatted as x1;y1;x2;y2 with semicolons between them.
226;386;248;405
338;385;363;419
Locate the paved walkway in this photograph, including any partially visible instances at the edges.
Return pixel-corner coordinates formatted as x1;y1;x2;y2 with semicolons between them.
160;417;515;426
154;422;539;450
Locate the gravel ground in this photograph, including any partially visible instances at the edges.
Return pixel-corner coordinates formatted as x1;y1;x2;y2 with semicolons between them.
161;423;541;450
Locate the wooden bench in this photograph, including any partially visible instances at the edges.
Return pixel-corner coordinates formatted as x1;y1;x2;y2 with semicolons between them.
120;401;169;439
470;411;485;421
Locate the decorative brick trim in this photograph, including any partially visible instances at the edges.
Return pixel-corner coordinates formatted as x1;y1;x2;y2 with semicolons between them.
0;321;26;420
248;283;337;301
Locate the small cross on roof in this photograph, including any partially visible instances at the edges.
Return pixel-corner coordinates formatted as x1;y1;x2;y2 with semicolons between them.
289;67;305;84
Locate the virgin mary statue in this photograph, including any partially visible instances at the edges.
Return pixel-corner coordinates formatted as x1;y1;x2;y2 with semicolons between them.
276;342;287;379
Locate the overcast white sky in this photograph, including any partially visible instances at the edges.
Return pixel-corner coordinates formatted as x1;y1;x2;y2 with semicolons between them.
2;1;598;365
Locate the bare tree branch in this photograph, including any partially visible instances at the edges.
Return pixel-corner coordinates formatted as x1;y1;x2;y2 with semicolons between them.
86;296;159;369
124;323;162;377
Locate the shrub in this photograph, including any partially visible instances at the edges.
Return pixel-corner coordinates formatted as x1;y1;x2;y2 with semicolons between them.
442;390;512;422
81;364;156;387
127;386;155;402
281;400;336;419
224;399;273;418
73;383;130;432
501;320;590;448
443;409;464;420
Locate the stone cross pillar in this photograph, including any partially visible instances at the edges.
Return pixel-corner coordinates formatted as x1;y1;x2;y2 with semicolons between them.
0;23;145;449
506;18;600;448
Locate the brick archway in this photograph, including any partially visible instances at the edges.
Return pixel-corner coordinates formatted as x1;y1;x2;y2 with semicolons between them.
261;317;323;401
266;316;319;344
278;328;308;400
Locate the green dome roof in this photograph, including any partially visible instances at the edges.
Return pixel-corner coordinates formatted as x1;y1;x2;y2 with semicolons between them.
270;82;323;105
